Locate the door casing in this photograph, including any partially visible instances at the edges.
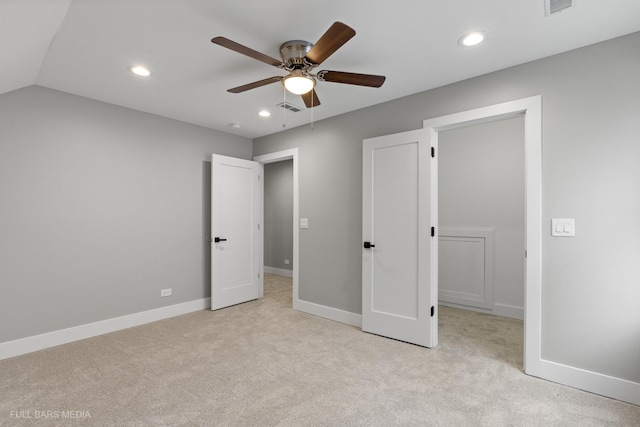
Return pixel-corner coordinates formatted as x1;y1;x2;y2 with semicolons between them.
253;148;300;309
422;95;542;375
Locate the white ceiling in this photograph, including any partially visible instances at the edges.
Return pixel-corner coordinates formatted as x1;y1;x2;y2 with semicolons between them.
2;0;640;139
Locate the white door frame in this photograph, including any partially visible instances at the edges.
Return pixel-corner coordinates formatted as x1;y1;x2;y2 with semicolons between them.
253;148;300;309
423;95;542;375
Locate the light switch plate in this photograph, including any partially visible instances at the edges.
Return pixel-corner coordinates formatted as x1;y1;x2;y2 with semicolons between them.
551;218;575;237
300;218;309;229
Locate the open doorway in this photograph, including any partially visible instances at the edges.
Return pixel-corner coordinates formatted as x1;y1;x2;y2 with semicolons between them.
436;115;526;370
263;160;294;279
253;148;300;308
423;96;542;375
437;115;525;320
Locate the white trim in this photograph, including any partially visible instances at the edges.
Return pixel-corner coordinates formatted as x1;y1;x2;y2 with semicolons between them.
295;299;362;328
492;303;525;320
423;95;542;375
253;149;296;163
439;301;524;320
264;266;293;278
534;359;640;407
253;148;300;314
0;298;210;361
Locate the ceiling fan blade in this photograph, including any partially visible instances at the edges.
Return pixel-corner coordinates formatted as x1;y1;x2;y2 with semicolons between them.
305;22;356;66
301;89;321;108
211;37;283;68
227;76;283;93
317;70;386;87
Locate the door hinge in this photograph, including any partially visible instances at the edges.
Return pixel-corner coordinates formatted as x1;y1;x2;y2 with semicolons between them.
431;226;435;237
431;147;435;158
258;273;260;278
430;306;435;317
258;224;260;230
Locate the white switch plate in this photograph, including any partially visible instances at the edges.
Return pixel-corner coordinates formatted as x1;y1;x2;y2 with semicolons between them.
284;259;290;265
551;219;575;237
300;218;309;229
161;288;172;297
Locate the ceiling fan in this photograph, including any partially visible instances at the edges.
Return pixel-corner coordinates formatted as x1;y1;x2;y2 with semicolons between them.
211;22;386;108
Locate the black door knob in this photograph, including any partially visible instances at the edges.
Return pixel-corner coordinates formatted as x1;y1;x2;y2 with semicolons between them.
214;237;227;243
364;241;375;249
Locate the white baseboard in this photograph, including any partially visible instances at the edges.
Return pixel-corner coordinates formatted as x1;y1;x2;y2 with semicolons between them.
493;303;524;320
294;298;362;328
264;266;293;278
528;359;640;406
438;301;524;320
0;298;211;361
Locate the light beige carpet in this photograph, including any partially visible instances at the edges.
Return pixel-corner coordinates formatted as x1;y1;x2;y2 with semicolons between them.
1;274;638;426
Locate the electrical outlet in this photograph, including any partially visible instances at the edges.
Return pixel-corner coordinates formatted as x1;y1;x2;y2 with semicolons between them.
160;288;172;297
284;259;290;265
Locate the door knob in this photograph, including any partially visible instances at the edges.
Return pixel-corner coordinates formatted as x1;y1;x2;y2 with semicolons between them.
214;237;227;243
364;241;375;249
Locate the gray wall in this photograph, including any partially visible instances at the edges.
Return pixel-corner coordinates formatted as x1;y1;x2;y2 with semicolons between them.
254;32;640;384
0;86;252;343
264;160;293;271
439;116;525;313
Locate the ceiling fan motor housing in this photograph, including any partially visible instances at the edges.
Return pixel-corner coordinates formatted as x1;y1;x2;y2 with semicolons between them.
280;40;315;71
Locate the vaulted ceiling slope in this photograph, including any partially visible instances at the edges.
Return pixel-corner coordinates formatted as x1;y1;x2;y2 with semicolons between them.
2;0;640;138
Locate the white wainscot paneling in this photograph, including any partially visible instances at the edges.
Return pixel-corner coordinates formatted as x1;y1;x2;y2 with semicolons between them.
438;227;494;310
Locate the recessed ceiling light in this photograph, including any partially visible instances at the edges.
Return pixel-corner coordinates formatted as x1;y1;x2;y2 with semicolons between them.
230;122;241;129
258;110;271;117
129;65;150;77
458;31;485;47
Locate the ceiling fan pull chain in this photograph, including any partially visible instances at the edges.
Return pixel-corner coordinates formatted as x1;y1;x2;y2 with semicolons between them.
282;84;287;128
310;95;314;130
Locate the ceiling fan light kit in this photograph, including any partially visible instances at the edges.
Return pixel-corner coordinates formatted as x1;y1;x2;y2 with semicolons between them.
283;72;315;95
211;21;385;108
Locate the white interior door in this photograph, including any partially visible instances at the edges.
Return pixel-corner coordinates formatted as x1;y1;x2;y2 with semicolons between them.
362;129;437;347
211;154;263;310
